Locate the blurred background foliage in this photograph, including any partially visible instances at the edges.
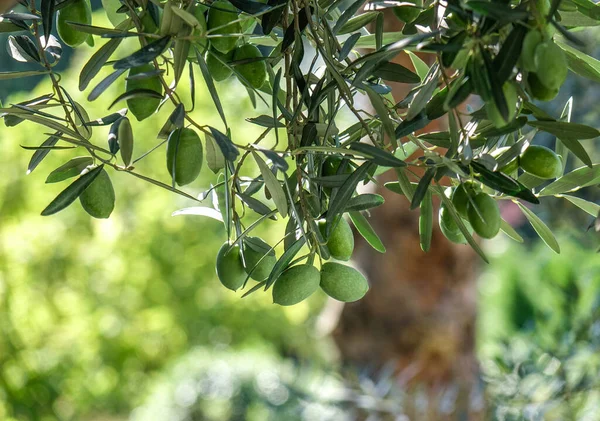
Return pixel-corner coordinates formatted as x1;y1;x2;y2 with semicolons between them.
2;7;600;421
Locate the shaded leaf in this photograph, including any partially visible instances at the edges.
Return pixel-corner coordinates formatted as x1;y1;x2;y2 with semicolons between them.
112;36;171;69
209;127;239;161
41;165;104;216
349;211;385;253
345;193;385;212
79;38;121;91
517;202;560;253
26;132;60;174
46;156;93;183
253;151;288;218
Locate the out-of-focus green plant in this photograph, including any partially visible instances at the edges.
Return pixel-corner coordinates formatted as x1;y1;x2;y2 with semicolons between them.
0;31;329;420
478;233;600;420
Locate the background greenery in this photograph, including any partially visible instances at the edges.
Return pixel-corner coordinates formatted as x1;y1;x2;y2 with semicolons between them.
2;8;600;421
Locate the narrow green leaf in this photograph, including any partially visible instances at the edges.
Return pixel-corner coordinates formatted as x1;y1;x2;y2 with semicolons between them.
326;162;373;232
539;164;600;195
113;36;171;69
108;88;163;109
558;136;592;168
253;151;288;218
27;132;60;174
265;237;306;289
0;70;49;80
209;127;239;161
410;167;435;210
516;202;560;253
364;86;395;141
349;211;386;253
46;156;93;183
196;48;228;128
557;40;600;83
41;165;104;216
559;194;600;217
528;120;600;139
500;219;524;243
349;142;406;167
205;134;225;173
419;191;433;252
79;38;121;91
345;193;385;212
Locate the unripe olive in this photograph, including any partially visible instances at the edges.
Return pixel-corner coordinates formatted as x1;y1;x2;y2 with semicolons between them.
244;237;276;281
439;204;471;244
451;181;479;218
216;242;247;291
232;44;267;89
527;72;559;101
57;0;92;47
534;41;568;90
467;193;501;239
207;0;241;54
166;128;203;186
272;264;320;306
520;145;563;179
206;48;234;81
79;169;115;219
320;262;368;302
521;30;543;72
318;218;354;261
126;64;162;121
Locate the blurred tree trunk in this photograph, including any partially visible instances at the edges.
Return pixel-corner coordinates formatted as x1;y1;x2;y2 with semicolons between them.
330;11;483;420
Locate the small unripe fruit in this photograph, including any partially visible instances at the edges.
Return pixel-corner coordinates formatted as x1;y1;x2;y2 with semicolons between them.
207;0;241;54
439;204;471;244
521;30;543;72
272;264;320;306
232;44;267;89
451;181;478;218
244;237;276;281
216;242;247;291
206;48;234;81
467;193;501;239
319;218;354;261
57;0;92;47
520;145;562;179
320;262;368;302
534;41;568;90
166;128;203;186
79;169;115;219
126;64;162;121
527;72;559;101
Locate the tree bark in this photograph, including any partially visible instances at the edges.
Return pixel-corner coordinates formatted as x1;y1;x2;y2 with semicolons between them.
330;11;483;419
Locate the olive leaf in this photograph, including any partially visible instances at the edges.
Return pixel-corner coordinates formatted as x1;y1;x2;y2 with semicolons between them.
41;165;104;216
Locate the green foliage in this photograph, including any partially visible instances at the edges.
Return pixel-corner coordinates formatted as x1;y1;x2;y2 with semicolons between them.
0;53;325;420
3;0;600;305
479;234;600;419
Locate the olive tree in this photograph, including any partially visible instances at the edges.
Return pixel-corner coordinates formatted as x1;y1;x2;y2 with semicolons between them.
2;0;600;305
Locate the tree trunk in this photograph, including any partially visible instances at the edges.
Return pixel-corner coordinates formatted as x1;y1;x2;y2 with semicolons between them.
330;11;483;419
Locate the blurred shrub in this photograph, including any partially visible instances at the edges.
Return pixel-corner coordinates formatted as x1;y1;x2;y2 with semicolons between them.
478;233;600;420
129;347;348;421
0;20;329;421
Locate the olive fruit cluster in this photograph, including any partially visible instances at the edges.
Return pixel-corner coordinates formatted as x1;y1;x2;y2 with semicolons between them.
204;0;267;88
215;228;368;306
520;1;568;102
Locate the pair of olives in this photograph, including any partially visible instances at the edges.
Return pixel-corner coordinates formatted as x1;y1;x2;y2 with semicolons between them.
439;183;500;242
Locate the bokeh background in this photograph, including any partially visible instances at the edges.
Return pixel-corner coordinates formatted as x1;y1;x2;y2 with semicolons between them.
2;4;600;421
